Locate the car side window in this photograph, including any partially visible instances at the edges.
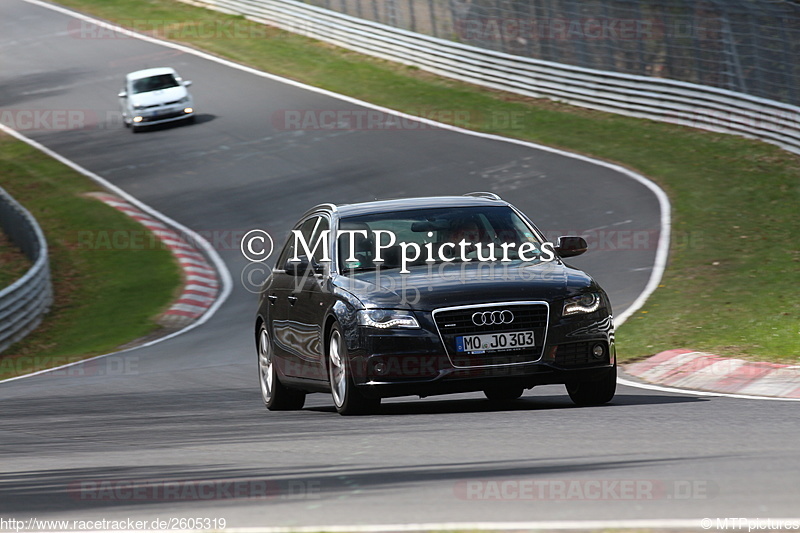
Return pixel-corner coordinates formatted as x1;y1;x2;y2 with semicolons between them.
276;227;299;270
275;215;330;269
307;217;330;264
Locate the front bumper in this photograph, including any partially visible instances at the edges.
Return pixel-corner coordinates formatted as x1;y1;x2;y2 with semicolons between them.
358;362;615;399
132;107;194;126
347;308;615;399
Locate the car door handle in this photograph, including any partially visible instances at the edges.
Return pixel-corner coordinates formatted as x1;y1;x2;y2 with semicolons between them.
267;295;277;303
287;296;298;304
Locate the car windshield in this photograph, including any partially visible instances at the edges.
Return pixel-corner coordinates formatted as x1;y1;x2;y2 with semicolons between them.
131;74;180;94
337;206;545;272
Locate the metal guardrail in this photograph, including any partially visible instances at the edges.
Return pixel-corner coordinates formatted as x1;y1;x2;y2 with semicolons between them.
0;187;52;354
184;0;800;155
296;0;800;110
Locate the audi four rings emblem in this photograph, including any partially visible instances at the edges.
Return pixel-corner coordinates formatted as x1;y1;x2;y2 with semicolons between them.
472;310;515;326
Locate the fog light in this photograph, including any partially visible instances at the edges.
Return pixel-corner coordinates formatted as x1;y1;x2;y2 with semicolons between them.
592;343;605;359
374;362;387;376
184;107;193;114
132;116;143;123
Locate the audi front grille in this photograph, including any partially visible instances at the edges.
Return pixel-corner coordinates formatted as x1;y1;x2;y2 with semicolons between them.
432;302;549;368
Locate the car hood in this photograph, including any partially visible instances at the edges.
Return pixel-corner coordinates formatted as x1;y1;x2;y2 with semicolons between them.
128;86;188;107
336;260;596;311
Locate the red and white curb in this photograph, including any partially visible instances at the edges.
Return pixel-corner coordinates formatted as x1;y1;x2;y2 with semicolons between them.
89;192;219;325
625;349;800;399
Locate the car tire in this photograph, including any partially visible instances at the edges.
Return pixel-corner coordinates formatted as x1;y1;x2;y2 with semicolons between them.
484;386;524;401
328;323;380;416
258;325;305;411
566;365;617;406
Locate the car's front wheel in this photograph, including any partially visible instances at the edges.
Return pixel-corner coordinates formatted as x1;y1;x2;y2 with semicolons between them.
566;366;617;406
258;325;305;410
328;324;380;415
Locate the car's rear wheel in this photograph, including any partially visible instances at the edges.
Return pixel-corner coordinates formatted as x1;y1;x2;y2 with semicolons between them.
328;324;380;416
566;366;617;406
484;385;524;401
258;325;305;410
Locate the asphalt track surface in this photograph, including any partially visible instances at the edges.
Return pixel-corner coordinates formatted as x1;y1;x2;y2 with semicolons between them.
1;0;799;528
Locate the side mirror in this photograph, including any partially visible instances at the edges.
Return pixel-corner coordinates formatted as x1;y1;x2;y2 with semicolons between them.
118;91;127;98
183;80;193;87
284;256;325;276
555;236;588;258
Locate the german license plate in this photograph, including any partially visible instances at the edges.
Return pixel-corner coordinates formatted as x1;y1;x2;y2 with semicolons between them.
455;330;535;353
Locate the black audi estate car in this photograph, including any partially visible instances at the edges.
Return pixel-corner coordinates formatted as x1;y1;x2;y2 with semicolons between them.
255;193;616;415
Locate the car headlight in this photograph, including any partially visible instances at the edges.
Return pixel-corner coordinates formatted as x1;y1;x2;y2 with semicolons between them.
357;309;420;329
563;292;601;316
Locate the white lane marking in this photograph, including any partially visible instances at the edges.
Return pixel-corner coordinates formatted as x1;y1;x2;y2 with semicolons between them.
13;0;671;389
618;377;800;402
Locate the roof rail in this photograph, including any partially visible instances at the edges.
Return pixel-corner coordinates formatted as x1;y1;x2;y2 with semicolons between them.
299;202;339;220
463;191;502;201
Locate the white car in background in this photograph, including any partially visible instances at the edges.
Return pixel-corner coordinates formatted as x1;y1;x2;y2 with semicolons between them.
118;67;194;132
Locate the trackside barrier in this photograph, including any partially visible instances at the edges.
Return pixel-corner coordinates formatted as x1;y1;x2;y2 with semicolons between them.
181;0;800;155
0;187;52;354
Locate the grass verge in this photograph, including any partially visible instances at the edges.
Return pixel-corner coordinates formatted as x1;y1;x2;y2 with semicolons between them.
0;133;181;380
0;229;32;289
48;0;800;363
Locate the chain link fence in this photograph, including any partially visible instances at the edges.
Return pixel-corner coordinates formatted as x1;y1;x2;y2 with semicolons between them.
298;0;800;107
